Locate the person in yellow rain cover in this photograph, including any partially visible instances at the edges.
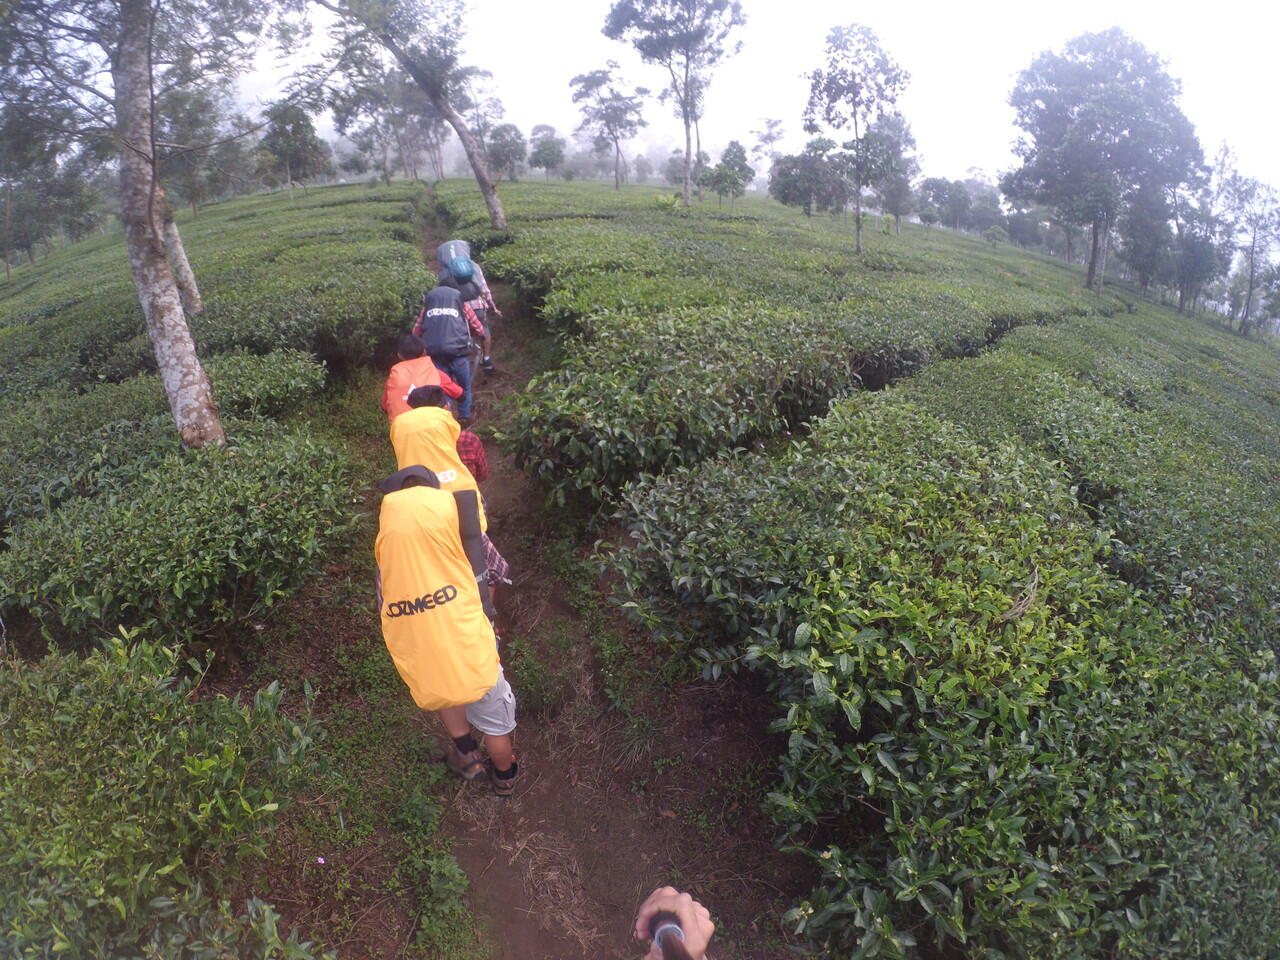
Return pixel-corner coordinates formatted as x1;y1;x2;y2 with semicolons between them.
390;385;511;613
374;465;519;796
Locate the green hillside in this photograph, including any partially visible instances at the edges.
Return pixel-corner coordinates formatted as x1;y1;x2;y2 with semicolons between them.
0;184;462;958
3;176;1279;958
434;180;1280;957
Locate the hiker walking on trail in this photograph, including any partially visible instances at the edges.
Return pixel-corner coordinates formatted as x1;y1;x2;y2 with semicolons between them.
374;465;519;796
382;334;463;423
413;280;486;422
438;239;501;372
391;386;512;609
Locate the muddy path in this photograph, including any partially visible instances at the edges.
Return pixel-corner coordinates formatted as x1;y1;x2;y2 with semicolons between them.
424;210;814;959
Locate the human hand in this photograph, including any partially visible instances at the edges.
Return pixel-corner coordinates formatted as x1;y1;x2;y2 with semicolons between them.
634;887;714;960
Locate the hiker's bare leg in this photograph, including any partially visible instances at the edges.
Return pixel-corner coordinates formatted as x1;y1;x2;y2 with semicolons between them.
438;706;512;770
485;733;514;770
437;705;470;739
482;333;492;357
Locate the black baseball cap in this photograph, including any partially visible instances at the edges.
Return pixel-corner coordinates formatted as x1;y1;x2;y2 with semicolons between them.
377;465;440;494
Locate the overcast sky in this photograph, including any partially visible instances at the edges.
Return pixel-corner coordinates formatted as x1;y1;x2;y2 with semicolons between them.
246;0;1279;186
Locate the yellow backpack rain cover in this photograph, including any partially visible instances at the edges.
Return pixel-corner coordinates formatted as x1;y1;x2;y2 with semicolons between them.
375;485;498;710
390;406;487;531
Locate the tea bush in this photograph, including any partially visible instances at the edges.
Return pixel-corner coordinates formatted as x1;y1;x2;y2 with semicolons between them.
0;377;172;532
205;348;327;419
898;313;1280;639
0;352;326;534
611;391;1280;957
0;426;356;640
0;184;415;640
0;635;329;957
0;184;429;400
433;180;1119;501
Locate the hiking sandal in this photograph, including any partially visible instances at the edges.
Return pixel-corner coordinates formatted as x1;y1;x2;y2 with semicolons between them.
491;761;519;798
445;747;487;781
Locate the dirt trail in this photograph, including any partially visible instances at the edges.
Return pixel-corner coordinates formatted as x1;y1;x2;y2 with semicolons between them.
425;215;812;959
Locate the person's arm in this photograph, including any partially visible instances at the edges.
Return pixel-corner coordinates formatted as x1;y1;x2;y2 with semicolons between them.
438;368;464;400
412;302;425;338
474;264;501;315
452;490;497;621
463;301;485;339
458;430;488;482
634;888;713;960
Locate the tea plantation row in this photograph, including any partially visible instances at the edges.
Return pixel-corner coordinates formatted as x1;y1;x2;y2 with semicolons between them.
611;391;1280;957
0;184;432;634
0;183;433;955
433;180;1129;500
899;311;1280;640
432;181;1279;955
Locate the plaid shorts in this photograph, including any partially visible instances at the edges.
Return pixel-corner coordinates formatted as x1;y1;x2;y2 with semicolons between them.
484;534;511;586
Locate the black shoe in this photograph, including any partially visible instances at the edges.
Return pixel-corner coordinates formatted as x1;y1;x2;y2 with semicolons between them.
481;356;495;372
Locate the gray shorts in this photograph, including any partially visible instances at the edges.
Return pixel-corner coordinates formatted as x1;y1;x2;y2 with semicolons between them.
465;666;517;736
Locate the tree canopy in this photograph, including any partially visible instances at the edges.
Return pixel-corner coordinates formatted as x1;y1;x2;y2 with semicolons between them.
571;63;648;190
604;0;743;206
1003;28;1203;291
804;23;910;252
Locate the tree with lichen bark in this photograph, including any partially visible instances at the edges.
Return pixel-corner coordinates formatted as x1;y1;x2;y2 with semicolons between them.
803;23;910;254
603;0;744;208
304;0;508;229
571;63;648;191
0;0;280;446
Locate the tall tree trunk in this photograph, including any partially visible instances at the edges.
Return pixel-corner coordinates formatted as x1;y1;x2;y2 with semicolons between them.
373;32;507;228
694;118;703;202
157;186;202;315
681;112;692;207
393;129;410;180
434;96;504;227
114;0;223;449
1086;219;1102;291
854;185;863;254
1096;216;1110;293
1242;234;1258;333
679;61;692;207
3;181;10;283
614;139;622;191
